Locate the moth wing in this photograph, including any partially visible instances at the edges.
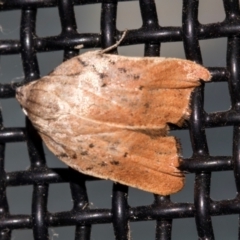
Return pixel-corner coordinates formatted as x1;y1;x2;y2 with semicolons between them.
38;115;184;195
51;51;211;88
76;86;195;128
21;53;211;130
57;52;211;128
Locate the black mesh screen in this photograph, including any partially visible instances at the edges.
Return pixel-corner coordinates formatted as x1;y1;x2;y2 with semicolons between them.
0;0;237;239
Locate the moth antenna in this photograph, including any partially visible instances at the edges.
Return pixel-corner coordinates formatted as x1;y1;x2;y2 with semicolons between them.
100;30;128;54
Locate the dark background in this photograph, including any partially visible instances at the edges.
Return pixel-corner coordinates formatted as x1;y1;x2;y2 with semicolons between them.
0;0;235;239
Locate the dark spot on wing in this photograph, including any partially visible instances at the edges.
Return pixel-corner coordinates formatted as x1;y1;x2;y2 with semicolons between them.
101;83;107;87
109;59;115;65
133;74;140;79
99;73;108;79
118;67;127;73
89;143;94;148
139;86;144;90
144;103;150;108
77;58;88;67
57;153;68;158
110;160;120;165
81;151;88;156
123;152;128;158
126;74;140;80
72;153;77;159
99;161;107;167
86;166;93;171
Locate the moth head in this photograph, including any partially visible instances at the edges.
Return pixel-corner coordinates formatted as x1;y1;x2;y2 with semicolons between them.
16;80;61;122
16;83;35;119
16;85;28;107
16;81;37;112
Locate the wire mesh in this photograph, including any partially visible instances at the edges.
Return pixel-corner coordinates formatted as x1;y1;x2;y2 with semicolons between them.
0;0;238;239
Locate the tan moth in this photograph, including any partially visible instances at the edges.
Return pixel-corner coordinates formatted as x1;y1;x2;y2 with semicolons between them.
16;36;211;195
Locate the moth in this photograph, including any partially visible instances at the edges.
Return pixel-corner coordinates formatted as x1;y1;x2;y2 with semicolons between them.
16;38;211;195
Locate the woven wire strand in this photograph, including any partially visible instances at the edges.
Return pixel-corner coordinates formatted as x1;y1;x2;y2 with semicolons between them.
0;0;237;239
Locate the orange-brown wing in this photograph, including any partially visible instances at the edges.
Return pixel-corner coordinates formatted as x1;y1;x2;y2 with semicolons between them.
38;115;184;195
18;52;210;130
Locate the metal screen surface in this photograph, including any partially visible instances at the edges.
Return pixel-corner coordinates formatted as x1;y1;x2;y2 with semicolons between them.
0;0;237;239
